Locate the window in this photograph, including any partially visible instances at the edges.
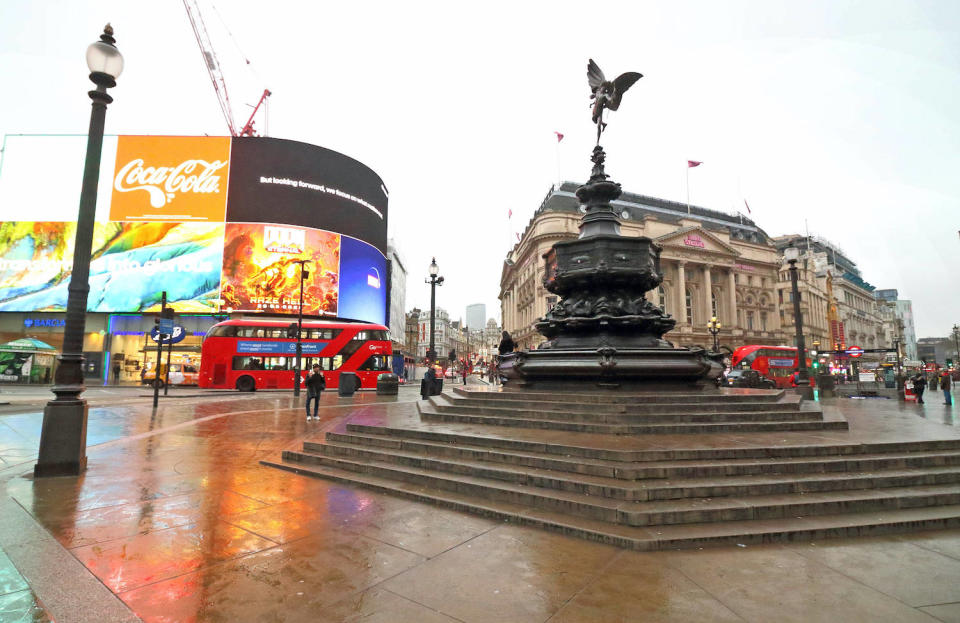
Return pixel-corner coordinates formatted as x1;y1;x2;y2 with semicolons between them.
747;312;755;330
357;355;392;371
685;289;693;323
761;312;768;331
206;325;237;338
778;290;784;304
657;286;666;312
711;290;718;318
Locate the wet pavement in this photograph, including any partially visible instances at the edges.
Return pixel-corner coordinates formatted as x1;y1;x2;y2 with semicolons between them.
0;387;958;622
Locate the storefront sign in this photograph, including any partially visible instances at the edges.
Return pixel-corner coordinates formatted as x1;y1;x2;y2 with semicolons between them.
236;341;326;355
149;325;186;344
23;318;65;328
683;234;705;248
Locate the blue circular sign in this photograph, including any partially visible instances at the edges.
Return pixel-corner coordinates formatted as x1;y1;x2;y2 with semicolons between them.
149;325;186;344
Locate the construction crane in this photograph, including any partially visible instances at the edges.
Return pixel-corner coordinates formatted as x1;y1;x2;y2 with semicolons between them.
183;0;269;137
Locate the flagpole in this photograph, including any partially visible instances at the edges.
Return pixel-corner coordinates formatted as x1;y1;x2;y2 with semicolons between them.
555;139;561;187
686;166;690;215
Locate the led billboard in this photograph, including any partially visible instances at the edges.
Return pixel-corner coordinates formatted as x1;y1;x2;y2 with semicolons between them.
0;134;389;323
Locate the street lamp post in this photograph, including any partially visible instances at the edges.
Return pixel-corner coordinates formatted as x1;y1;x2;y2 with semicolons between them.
784;247;810;386
35;25;123;478
707;316;721;352
292;259;311;397
425;258;444;365
953;324;959;367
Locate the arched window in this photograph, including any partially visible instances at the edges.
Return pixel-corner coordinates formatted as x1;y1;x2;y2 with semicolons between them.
685;289;693;324
658;286;666;312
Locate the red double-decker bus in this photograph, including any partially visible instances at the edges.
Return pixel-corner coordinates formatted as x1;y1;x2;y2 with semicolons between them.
730;345;812;388
199;318;393;391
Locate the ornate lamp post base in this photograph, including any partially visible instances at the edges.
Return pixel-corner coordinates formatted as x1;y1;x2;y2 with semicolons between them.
35;399;89;477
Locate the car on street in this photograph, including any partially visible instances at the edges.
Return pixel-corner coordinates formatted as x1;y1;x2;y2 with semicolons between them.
142;363;199;388
725;368;777;389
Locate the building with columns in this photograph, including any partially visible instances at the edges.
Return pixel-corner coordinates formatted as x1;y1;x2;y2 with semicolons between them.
500;183;787;352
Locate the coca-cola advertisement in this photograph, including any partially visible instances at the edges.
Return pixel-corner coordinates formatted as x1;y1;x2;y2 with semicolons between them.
0;134;388;323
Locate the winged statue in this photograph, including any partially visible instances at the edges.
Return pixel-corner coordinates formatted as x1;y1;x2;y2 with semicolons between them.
588;59;642;140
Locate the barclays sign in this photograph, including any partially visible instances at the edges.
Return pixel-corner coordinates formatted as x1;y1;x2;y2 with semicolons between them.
24;318;66;328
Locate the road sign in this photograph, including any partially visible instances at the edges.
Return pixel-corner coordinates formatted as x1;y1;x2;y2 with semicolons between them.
150;325;186;344
158;317;175;337
846;345;864;358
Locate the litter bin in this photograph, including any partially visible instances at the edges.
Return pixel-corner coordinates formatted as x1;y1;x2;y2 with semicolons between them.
432;377;443;396
376;373;399;395
338;372;359;396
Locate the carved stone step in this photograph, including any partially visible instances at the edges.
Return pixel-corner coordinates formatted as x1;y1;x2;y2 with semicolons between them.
418;403;844;434
452;386;783;404
319;432;960;480
432;400;816;424
261;458;960;550
342;422;959;462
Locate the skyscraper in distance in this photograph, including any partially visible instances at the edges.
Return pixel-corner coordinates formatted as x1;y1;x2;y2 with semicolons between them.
466;303;486;330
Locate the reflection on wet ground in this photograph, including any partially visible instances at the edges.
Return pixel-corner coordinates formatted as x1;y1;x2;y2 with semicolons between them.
0;389;959;621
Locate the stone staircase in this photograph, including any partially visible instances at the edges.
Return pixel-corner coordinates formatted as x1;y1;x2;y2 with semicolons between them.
263;387;960;550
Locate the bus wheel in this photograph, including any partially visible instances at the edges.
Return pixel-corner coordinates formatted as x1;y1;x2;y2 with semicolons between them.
236;376;256;392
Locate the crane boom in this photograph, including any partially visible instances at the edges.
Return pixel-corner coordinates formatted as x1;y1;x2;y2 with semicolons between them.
183;0;238;136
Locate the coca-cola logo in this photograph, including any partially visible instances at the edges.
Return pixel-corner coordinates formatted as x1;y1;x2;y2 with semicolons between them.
114;158;228;208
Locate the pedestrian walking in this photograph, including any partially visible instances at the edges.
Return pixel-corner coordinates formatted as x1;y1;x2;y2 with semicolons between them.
304;364;325;421
931;373;940;391
112;361;121;385
913;374;927;404
942;372;952;406
461;366;468;386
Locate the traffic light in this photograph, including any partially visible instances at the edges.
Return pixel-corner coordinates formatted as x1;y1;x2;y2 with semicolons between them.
812;360;819;370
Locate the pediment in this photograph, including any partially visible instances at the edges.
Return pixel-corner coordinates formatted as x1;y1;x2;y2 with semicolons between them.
655;226;740;256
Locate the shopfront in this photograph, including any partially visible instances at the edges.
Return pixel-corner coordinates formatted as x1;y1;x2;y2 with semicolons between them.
106;314;220;385
0;312;219;385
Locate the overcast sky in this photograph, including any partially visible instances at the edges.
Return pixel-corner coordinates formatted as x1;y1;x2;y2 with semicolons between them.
0;0;957;337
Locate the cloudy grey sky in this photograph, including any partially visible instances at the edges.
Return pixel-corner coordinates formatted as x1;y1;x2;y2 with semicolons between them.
0;0;957;336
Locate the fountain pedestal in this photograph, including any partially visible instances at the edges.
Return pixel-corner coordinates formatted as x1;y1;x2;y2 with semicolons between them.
499;146;723;390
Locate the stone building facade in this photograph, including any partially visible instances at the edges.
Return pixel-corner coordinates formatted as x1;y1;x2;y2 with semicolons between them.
500;183;787;353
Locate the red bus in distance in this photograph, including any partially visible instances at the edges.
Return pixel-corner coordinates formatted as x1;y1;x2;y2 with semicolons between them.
730;345;812;388
199;318;393;392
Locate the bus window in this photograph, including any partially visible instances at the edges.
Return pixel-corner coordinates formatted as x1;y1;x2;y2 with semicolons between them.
233;357;267;370
358;355;391;371
207;325;238;338
266;357;289;370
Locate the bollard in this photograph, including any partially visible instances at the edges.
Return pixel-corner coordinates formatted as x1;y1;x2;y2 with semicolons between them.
376;373;399;396
338;372;358;396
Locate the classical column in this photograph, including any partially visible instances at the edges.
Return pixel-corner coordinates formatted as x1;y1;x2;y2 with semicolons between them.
703;265;713;321
727;270;737;327
676;262;687;324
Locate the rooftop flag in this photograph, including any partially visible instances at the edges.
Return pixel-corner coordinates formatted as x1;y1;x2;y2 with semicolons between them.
554;131;564;142
687;160;702;168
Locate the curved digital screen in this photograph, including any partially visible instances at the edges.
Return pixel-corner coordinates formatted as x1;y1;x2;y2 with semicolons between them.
0;135;388;324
